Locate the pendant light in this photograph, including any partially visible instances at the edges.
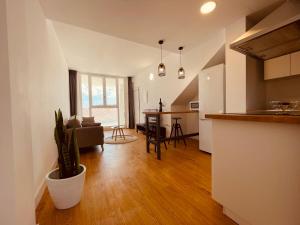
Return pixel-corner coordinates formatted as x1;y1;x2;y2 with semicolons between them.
158;40;166;77
178;46;185;79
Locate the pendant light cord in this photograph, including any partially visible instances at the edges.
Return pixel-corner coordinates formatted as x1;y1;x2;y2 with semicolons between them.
161;44;163;63
178;46;183;67
180;50;182;67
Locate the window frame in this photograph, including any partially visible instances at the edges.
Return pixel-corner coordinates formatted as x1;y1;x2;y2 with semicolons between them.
79;72;125;127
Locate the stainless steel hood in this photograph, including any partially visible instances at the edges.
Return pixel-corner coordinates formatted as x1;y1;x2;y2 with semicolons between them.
230;0;300;60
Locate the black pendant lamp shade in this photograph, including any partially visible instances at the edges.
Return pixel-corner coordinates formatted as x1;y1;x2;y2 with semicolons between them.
158;40;166;77
178;46;185;79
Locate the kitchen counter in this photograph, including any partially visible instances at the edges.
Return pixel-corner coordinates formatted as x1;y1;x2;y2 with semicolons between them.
205;113;300;124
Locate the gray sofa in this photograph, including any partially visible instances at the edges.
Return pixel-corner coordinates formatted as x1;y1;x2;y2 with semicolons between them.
76;126;104;150
66;117;104;151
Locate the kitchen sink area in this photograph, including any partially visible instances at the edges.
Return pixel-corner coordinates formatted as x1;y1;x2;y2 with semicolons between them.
247;101;300;115
246;101;300;115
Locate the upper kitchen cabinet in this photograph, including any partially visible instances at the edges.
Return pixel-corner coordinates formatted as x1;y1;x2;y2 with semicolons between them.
264;51;300;80
264;54;290;80
291;51;300;76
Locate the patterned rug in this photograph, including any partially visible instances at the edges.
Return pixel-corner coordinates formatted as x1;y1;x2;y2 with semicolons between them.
104;135;138;144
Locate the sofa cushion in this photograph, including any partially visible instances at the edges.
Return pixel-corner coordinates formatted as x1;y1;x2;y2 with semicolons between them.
82;117;95;123
66;118;81;129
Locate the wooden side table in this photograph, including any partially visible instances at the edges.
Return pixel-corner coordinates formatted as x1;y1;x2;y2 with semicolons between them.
111;126;125;141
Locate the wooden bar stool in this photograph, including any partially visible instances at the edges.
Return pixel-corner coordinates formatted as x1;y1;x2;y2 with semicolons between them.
168;117;186;147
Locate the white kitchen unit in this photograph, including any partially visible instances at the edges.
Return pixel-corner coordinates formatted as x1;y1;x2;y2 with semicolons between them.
291;51;300;76
264;54;290;80
208;116;300;225
198;64;224;153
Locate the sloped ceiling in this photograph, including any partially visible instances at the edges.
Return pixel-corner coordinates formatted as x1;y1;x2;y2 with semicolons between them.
172;75;198;105
202;44;225;70
52;21;172;76
40;0;283;76
40;0;281;51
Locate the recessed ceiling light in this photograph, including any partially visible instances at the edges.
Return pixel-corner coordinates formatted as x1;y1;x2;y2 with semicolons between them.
200;1;216;14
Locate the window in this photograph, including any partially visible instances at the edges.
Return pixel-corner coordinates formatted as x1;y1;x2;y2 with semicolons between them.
79;74;126;127
91;77;104;106
81;74;90;117
91;108;118;127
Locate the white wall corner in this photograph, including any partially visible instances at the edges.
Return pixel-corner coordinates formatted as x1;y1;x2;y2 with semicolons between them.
34;159;57;207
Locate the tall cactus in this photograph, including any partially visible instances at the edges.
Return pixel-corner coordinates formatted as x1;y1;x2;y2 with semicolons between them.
54;109;81;179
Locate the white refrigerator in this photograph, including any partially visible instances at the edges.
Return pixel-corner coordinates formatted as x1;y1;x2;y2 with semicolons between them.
199;64;225;153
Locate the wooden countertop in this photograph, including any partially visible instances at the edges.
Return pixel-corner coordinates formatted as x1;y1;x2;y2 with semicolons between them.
143;110;198;115
205;113;300;124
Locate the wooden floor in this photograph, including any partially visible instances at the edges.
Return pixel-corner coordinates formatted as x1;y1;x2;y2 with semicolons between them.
36;129;236;225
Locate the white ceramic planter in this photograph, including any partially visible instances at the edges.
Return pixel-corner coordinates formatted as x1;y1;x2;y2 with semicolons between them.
46;164;86;209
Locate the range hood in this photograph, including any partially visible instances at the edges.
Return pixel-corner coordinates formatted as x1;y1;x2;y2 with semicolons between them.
230;0;300;60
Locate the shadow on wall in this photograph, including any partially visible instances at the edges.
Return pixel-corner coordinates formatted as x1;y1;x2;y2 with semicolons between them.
171;75;199;138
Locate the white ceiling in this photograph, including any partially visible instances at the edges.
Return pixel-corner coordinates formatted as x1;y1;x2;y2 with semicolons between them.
51;21;170;76
40;0;280;51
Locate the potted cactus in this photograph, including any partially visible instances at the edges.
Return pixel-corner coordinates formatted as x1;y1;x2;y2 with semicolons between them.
45;109;86;209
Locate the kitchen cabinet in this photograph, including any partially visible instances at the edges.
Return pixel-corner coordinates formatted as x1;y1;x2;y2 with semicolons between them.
291;51;300;75
264;54;290;80
210;118;300;225
264;50;300;80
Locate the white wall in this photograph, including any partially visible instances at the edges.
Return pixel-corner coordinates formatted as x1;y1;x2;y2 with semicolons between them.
184;95;199;139
170;94;199;139
133;31;225;133
225;17;247;113
26;0;69;205
2;0;36;224
0;0;69;224
0;0;18;224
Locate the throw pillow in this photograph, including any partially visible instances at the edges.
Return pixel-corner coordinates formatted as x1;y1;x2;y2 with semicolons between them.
82;117;95;123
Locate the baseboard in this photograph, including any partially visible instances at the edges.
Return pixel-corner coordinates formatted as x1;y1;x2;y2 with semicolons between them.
223;207;252;225
198;149;211;155
34;159;57;207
